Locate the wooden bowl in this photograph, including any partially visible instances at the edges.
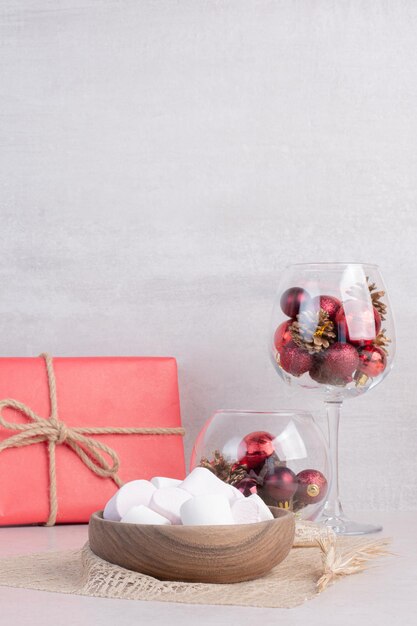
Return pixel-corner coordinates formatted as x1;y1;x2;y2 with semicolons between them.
88;507;295;584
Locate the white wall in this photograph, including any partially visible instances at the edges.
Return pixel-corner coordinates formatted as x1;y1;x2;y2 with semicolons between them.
1;0;416;510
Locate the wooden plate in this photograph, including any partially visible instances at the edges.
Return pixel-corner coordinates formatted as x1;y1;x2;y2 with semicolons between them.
88;507;295;583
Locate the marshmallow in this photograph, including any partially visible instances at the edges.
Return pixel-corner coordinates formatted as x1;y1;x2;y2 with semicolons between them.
179;467;244;503
180;494;234;526
150;477;182;489
149;487;192;524
248;494;274;521
231;493;274;524
231;497;261;524
103;480;156;521
121;505;171;525
229;484;245;502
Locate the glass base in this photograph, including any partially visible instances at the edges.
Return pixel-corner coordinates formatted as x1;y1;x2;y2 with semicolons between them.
317;514;382;536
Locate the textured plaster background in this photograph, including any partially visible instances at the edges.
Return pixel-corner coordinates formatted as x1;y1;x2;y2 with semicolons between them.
0;0;416;510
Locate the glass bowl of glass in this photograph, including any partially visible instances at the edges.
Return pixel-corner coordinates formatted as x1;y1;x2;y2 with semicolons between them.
191;410;330;521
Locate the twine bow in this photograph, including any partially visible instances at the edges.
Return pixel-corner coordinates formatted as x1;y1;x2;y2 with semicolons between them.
0;353;185;526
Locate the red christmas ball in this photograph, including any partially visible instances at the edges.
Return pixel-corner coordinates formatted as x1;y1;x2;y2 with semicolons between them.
237;431;275;471
280;287;310;318
335;301;381;345
322;342;359;378
264;466;298;506
234;477;258;497
310;342;359;385
296;469;328;505
357;345;387;378
273;320;292;353
311;295;341;321
309;361;351;386
279;341;314;376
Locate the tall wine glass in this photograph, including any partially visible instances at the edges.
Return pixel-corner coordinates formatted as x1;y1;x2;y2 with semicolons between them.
270;263;395;535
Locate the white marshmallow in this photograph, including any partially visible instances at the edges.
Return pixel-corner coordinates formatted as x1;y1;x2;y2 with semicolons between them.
150;477;182;489
231;497;261;524
180;494;234;526
103;480;156;521
248;493;274;522
229;484;245;501
102;495;119;521
179;467;243;503
121;505;171;525
231;493;274;524
149;487;192;524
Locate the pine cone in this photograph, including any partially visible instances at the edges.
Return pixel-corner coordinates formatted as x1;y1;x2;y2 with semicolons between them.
367;279;387;321
199;451;248;485
373;329;391;355
347;277;387;321
290;308;336;354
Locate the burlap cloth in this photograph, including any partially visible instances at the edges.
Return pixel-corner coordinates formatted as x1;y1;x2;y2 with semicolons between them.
0;523;390;609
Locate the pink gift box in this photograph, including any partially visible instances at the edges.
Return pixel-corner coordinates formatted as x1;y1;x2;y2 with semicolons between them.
0;356;186;525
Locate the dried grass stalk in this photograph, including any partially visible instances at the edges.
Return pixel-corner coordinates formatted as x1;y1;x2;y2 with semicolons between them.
316;535;392;593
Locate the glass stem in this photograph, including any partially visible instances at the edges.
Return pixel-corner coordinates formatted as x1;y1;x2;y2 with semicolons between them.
323;400;344;519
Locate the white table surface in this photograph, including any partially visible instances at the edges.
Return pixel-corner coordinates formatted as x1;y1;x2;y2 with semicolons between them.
0;512;416;626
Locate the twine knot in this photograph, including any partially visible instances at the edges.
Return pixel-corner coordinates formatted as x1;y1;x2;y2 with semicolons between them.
52;422;69;444
0;353;185;526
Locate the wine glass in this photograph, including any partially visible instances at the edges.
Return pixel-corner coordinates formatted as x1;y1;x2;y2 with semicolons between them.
270;263;395;535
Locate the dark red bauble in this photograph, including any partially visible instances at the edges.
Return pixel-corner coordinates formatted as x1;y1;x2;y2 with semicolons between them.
309;361;351;386
320;342;359;378
279;341;314;377
309;362;331;385
234;477;258;497
296;469;328;505
237;431;275;471
310;342;359;386
280;287;310;318
264;466;298;505
311;295;341;321
335;301;381;345
357;345;387;378
273;320;292;353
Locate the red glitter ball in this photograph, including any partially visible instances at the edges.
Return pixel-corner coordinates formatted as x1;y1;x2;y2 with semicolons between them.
320;342;359;378
357;345;387;378
335;301;381;345
279;341;314;376
238;431;275;471
296;469;328;505
280;287;310;318
264;467;298;505
309;361;352;386
311;295;341;321
310;342;359;385
273;320;293;353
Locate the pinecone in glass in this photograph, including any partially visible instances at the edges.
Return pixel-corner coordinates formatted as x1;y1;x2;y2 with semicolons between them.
290;308;337;354
368;279;387;321
347;277;387;321
199;450;248;485
373;329;391;355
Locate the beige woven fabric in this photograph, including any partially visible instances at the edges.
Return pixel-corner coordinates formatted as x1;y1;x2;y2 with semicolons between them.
0;524;389;610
